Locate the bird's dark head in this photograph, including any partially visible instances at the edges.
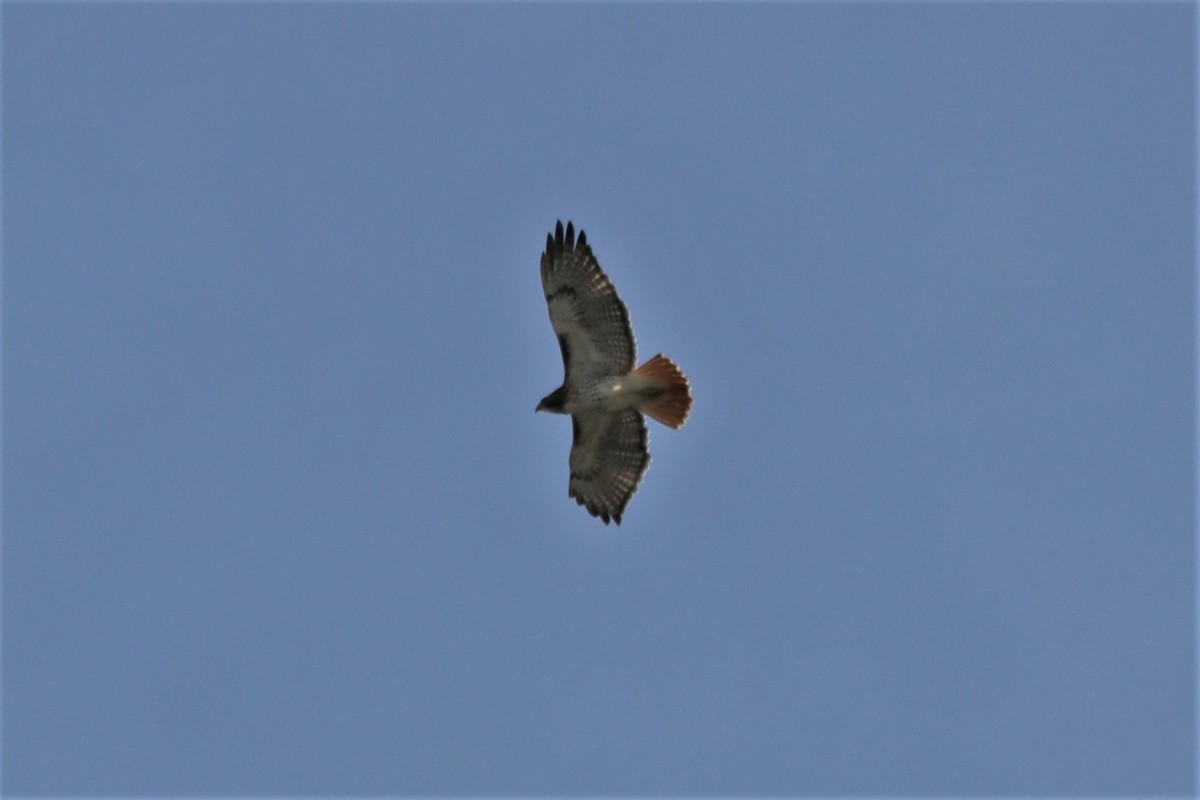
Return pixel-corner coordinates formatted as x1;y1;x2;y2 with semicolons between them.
536;387;567;414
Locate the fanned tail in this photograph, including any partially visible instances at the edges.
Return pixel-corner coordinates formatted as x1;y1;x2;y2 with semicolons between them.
631;354;692;429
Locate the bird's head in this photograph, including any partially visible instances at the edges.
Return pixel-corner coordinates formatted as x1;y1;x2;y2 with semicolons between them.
536;387;566;414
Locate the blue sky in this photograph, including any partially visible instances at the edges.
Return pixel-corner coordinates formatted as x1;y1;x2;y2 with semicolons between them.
3;3;1194;796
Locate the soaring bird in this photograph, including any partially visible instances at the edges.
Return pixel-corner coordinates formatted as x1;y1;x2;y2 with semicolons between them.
536;221;692;524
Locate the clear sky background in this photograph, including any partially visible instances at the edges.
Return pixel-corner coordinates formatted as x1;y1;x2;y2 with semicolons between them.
3;3;1194;797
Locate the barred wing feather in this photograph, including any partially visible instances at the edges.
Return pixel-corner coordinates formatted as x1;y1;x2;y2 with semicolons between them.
540;221;636;381
568;409;649;525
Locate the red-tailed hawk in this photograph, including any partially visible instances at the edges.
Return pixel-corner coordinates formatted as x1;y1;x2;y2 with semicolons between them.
536;221;693;524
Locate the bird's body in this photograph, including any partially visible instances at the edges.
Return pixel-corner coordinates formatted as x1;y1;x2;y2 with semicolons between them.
536;221;692;525
544;374;661;414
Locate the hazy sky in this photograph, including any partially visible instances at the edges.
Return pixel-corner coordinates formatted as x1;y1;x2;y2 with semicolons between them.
4;3;1194;796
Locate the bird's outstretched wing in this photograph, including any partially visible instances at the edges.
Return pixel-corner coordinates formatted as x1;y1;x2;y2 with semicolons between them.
541;221;636;381
568;409;649;525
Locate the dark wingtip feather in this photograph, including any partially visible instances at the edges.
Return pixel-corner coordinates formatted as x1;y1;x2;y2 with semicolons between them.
550;220;588;255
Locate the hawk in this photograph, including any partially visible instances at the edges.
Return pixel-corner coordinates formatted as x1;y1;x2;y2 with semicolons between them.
536;221;693;524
